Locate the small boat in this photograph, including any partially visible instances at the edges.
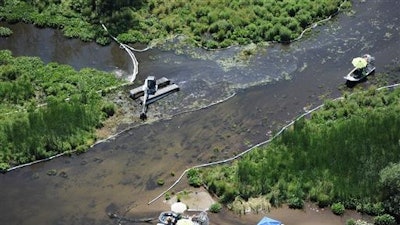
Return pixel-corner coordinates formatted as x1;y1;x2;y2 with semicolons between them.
158;211;180;225
157;211;209;225
344;54;376;82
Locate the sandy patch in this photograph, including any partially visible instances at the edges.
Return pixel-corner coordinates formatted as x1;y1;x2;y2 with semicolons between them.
165;187;215;212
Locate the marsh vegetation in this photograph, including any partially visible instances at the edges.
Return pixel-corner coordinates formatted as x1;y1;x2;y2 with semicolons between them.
198;86;400;221
0;50;122;171
0;0;350;47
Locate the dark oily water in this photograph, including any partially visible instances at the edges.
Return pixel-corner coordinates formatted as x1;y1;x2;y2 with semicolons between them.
0;1;400;225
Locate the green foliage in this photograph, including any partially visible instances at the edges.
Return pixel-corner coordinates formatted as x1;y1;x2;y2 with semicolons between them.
101;102;116;118
165;192;171;200
317;193;332;208
346;219;356;225
357;202;385;216
373;214;396;225
331;202;345;215
0;0;346;48
157;179;165;186
0;162;10;172
209;203;222;213
201;87;400;215
0;26;13;37
0;50;122;167
379;163;400;218
288;197;304;209
187;168;202;187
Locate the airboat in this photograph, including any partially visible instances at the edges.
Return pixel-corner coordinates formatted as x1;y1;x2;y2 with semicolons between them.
108;202;209;225
157;202;209;225
157;211;209;225
130;76;179;119
344;54;376;82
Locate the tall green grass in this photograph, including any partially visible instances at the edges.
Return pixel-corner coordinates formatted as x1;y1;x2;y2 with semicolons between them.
202;87;400;212
0;50;122;169
0;0;349;47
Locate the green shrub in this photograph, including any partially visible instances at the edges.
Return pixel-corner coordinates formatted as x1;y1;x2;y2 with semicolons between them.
157;179;165;186
343;198;358;210
101;102;115;118
204;40;219;49
288;197;304;209
220;185;237;204
187;169;202;187
331;202;345;215
279;26;292;43
317;193;331;208
209;203;222;213
346;219;356;225
0;27;13;37
373;214;396;225
96;36;111;46
165;192;171;200
0;162;10;173
76;145;88;154
358;202;385;216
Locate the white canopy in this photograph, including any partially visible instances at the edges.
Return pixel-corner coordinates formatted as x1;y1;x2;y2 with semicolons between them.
171;202;187;213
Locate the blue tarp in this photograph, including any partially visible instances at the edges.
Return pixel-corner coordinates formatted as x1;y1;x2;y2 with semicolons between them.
257;217;282;225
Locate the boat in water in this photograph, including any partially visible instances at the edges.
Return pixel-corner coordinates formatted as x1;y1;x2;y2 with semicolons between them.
344;54;376;82
129;76;179;119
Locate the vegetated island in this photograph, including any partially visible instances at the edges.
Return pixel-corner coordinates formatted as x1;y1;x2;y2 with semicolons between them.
0;0;351;48
0;50;123;171
185;86;400;224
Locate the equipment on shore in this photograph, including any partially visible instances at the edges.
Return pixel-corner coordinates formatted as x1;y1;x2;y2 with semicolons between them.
107;212;155;223
157;210;209;225
130;76;179;119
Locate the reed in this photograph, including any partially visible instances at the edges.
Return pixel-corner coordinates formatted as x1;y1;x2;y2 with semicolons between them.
0;0;348;47
202;87;400;213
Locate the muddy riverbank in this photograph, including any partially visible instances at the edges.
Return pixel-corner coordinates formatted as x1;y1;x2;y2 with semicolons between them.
0;1;400;225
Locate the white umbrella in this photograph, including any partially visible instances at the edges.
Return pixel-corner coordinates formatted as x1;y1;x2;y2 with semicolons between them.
171;202;187;213
352;57;368;69
176;219;195;225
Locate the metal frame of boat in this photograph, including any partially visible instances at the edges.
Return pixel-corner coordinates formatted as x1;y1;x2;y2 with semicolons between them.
157;211;209;225
344;54;376;82
130;76;179;119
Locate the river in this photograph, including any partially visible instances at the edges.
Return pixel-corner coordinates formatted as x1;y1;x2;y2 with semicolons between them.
0;1;399;225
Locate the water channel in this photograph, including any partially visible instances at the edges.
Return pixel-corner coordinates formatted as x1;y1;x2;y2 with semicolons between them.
0;1;399;225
